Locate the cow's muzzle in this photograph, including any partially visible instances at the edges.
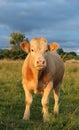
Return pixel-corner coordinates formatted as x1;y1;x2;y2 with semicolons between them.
35;58;46;70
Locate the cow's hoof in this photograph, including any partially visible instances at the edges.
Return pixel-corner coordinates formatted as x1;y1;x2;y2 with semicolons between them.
43;117;50;122
23;116;30;120
54;105;59;115
43;114;50;122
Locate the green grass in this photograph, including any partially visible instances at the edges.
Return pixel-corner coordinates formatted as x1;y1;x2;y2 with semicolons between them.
0;60;79;130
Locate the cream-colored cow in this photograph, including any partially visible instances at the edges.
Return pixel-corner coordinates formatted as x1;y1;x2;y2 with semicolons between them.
20;38;64;122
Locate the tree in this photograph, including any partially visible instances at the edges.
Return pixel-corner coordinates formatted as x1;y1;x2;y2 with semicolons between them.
69;52;77;56
10;32;29;50
57;48;65;55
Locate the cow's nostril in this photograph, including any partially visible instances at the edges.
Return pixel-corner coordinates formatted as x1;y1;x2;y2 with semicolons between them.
37;60;45;65
42;60;45;64
37;61;39;64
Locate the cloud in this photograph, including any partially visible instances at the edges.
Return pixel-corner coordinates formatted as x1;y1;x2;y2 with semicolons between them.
0;0;79;52
0;0;77;31
77;49;79;52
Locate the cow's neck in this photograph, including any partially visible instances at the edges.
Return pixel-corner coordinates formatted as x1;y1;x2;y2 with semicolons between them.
32;66;43;81
31;66;43;93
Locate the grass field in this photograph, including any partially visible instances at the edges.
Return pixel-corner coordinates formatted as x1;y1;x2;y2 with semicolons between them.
0;60;79;130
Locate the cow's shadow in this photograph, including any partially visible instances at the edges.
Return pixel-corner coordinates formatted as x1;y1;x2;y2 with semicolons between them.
29;94;54;121
30;94;43;121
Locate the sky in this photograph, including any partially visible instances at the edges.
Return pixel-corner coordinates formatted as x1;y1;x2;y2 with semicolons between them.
0;0;79;54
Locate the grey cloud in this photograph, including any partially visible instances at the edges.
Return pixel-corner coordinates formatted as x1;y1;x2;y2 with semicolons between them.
0;0;78;32
0;0;79;52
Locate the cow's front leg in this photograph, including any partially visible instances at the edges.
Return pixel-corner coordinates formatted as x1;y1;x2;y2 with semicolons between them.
23;87;33;120
41;81;53;122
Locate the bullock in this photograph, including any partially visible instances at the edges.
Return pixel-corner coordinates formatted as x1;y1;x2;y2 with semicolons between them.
20;38;64;122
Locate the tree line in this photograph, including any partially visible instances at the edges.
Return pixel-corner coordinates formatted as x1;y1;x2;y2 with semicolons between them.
0;32;79;61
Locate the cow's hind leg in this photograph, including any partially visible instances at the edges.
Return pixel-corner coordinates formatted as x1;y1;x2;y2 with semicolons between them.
41;81;53;122
23;84;33;120
53;84;60;115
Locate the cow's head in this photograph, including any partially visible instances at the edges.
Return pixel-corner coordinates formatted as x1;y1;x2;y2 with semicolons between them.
20;38;59;70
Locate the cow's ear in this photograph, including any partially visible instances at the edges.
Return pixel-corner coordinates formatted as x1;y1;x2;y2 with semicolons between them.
20;41;30;53
48;42;59;51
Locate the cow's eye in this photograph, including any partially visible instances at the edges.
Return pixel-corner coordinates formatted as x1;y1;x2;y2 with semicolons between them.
31;49;34;52
45;49;48;52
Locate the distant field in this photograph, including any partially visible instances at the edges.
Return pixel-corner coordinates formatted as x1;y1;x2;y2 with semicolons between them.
0;60;79;130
